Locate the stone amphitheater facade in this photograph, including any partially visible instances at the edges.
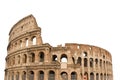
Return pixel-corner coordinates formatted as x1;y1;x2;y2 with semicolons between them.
4;15;113;80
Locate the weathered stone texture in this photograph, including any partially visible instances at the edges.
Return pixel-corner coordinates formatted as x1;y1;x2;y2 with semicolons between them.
4;15;113;80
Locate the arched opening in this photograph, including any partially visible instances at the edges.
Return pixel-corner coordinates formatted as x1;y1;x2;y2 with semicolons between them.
90;73;94;80
52;55;57;61
61;54;67;63
38;71;44;80
13;57;15;65
20;40;22;48
103;61;105;69
104;74;106;80
84;72;88;80
29;71;34;80
15;42;17;49
39;52;44;62
84;58;88;67
77;57;82;65
30;53;35;62
83;52;87;57
100;59;102;68
23;54;27;63
90;58;93;67
25;38;28;47
100;73;103;80
96;73;99;80
71;72;77;80
32;36;36;45
95;59;98;67
72;57;75;64
18;55;20;64
61;72;68;80
22;71;26;80
12;72;14;80
16;72;19;80
48;71;55;80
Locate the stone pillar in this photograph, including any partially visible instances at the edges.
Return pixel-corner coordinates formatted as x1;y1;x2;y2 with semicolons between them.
22;39;26;48
44;70;48;80
81;58;84;80
36;33;42;45
19;71;22;80
45;48;50;62
28;37;32;47
26;71;29;80
68;73;71;80
94;73;96;80
35;51;39;63
34;70;37;80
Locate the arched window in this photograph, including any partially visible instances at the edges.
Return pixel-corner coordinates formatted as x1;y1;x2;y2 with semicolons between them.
71;72;77;80
39;52;44;62
13;57;15;65
48;71;55;80
29;71;34;80
95;59;98;67
90;58;93;67
100;59;102;67
77;57;82;65
84;72;88;80
38;71;44;80
90;73;94;80
16;72;19;80
23;54;27;63
20;40;22;48
83;52;87;57
30;53;35;62
18;55;20;64
96;73;99;80
61;72;68;80
61;54;67;63
26;38;28;47
84;58;88;67
32;36;36;45
100;73;103;80
22;71;26;80
52;55;57;61
103;61;105;69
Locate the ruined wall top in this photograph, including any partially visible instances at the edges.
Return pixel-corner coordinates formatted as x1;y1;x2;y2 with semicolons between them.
9;14;41;41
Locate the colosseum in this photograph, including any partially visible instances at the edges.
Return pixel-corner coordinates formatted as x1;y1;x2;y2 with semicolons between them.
4;15;113;80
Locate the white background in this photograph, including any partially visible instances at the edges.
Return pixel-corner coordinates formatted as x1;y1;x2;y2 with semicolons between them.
0;0;120;80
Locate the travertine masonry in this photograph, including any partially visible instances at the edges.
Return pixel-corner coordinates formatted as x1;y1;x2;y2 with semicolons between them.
4;15;113;80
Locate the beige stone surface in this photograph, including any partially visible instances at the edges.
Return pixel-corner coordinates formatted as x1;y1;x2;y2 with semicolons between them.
4;15;113;80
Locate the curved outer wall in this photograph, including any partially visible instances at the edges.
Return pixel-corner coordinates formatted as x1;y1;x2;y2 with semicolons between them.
4;15;113;80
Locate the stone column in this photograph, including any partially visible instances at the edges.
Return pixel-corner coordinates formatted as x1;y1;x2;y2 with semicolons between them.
19;71;22;80
44;70;48;80
28;37;32;47
68;73;71;80
34;70;38;80
36;33;42;45
94;73;96;80
35;51;39;63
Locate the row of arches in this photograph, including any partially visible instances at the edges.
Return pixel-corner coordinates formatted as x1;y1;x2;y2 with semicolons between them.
5;70;112;80
52;54;112;70
8;35;38;52
7;52;112;71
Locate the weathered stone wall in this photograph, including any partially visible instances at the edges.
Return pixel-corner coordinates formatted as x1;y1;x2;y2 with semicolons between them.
4;15;113;80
